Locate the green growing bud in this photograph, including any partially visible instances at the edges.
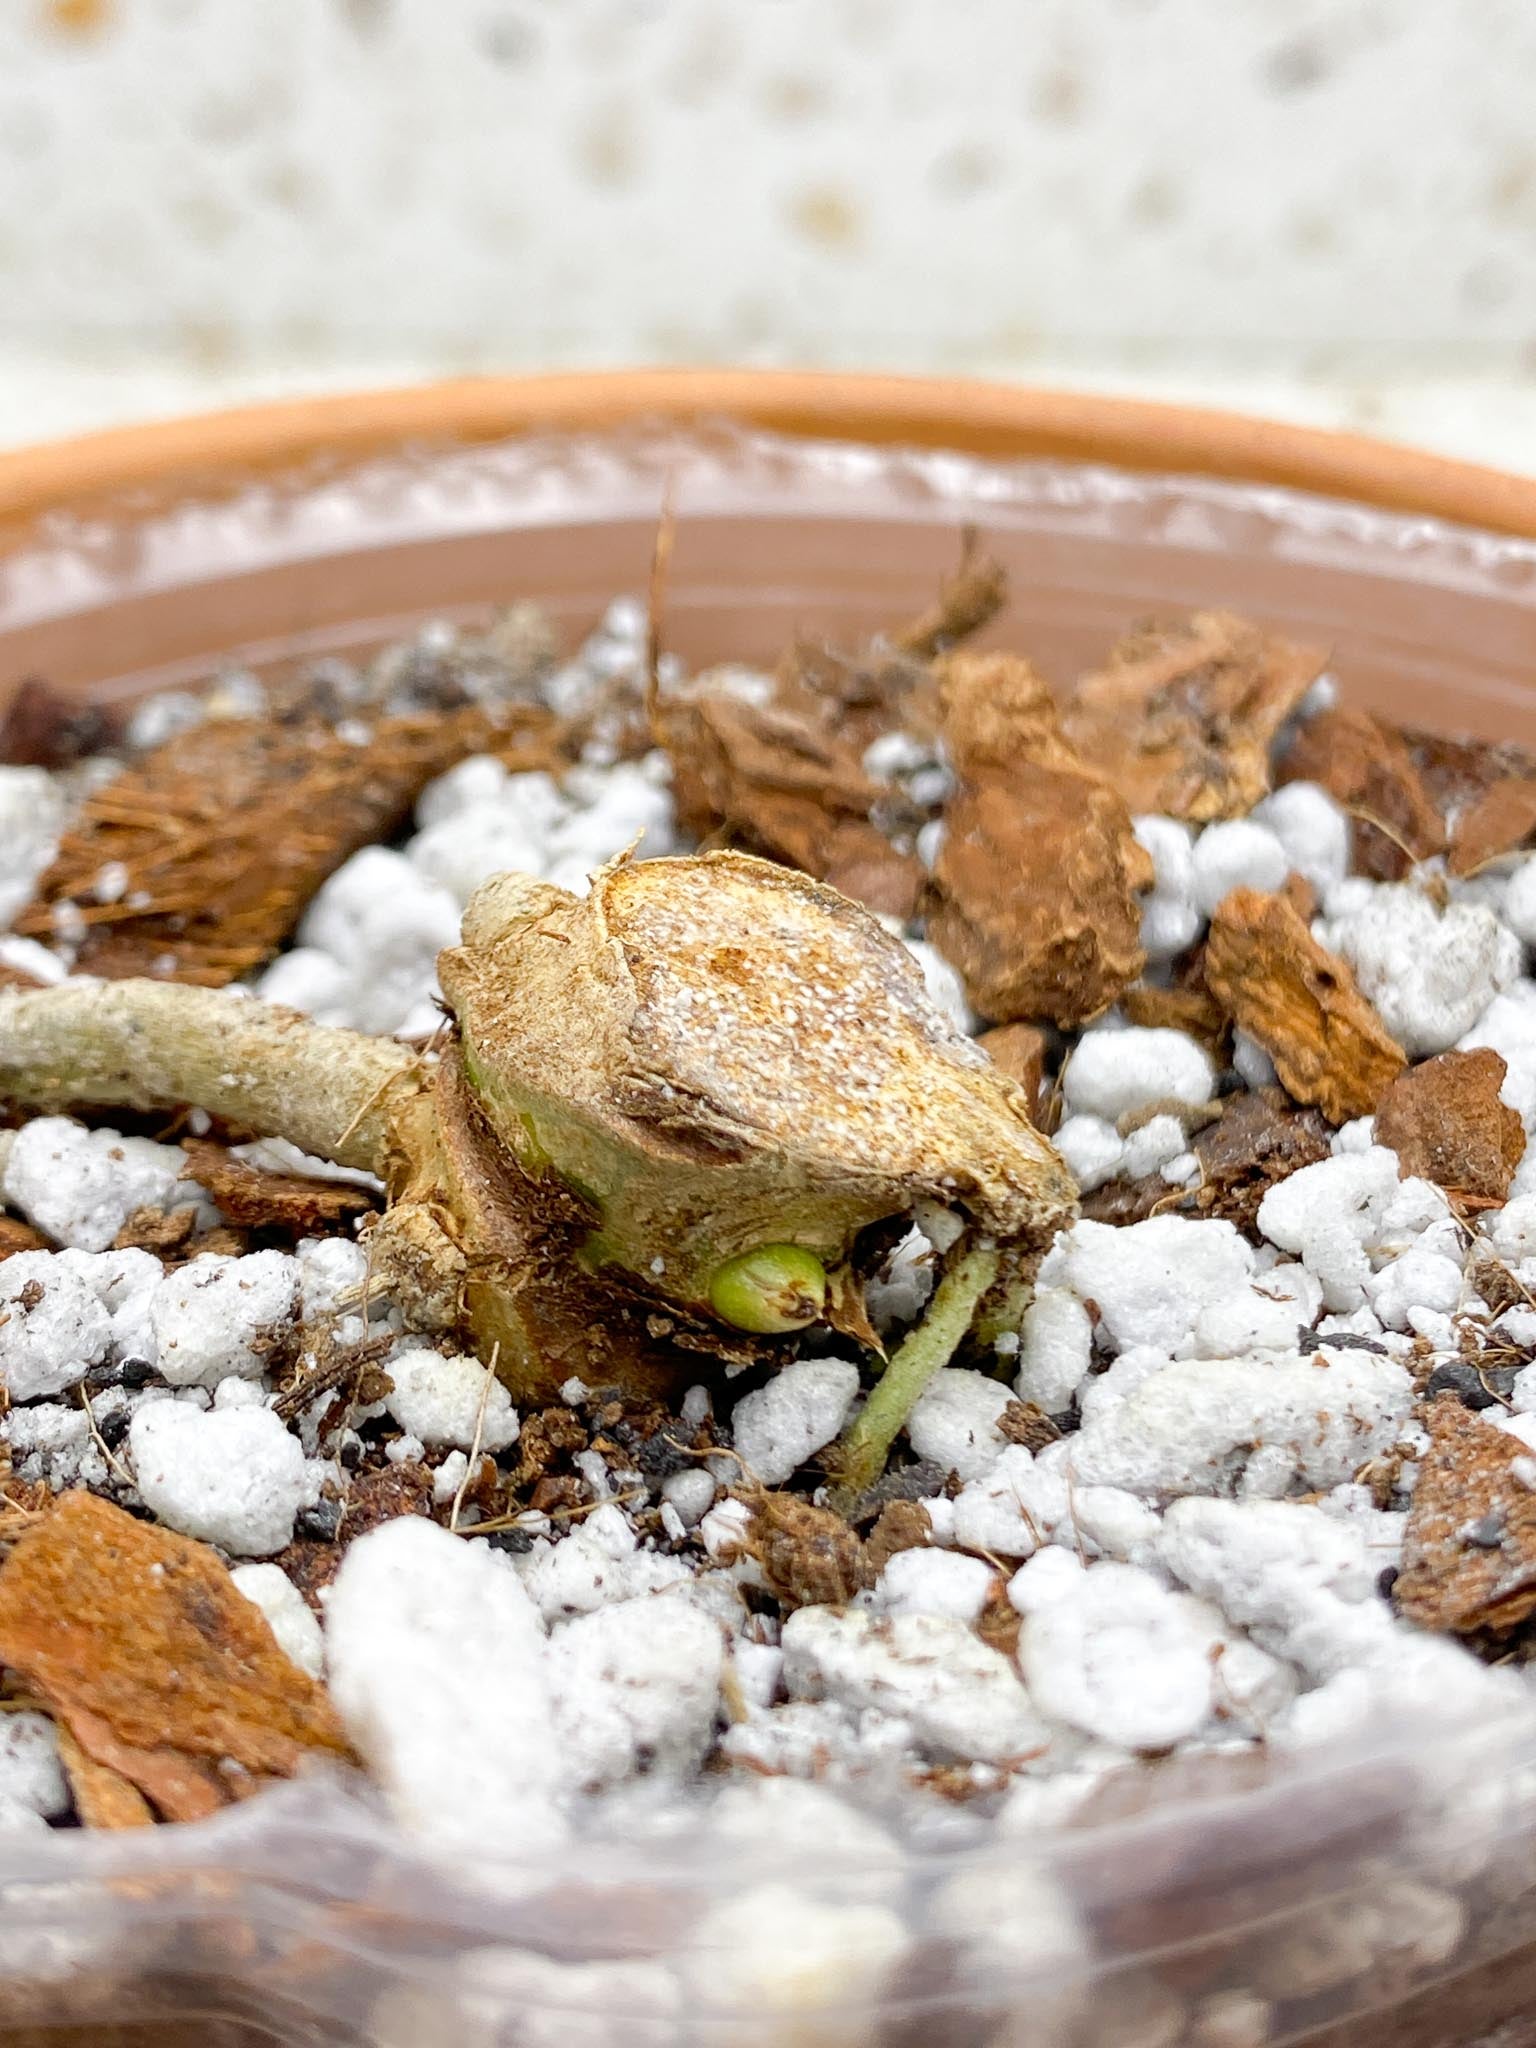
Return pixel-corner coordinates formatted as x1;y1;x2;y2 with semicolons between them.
708;1245;828;1334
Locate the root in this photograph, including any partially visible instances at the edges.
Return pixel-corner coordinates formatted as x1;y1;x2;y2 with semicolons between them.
0;978;426;1175
825;1238;1001;1510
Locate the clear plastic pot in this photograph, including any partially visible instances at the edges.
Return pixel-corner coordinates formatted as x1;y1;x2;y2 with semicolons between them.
2;415;1536;2048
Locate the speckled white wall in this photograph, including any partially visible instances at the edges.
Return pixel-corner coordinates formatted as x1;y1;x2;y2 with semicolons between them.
1;0;1535;451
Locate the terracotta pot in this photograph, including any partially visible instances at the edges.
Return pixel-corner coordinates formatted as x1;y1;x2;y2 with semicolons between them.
2;368;1536;536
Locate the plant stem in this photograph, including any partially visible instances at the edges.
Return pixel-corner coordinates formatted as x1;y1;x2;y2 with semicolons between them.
826;1238;1000;1510
0;979;427;1175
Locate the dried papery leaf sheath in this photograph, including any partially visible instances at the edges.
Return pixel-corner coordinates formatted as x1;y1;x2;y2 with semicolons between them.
0;853;1077;1407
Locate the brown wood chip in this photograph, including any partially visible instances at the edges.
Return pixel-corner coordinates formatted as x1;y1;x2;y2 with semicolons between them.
1280;707;1447;879
0;1492;353;1821
55;1721;156;1830
658;682;926;920
928;654;1152;1026
1058;611;1325;822
1204;887;1406;1122
975;1022;1050;1120
1374;1048;1525;1208
1120;978;1231;1058
182;1141;380;1233
16;704;557;985
1396;1396;1536;1635
1448;777;1536;877
0;1215;50;1260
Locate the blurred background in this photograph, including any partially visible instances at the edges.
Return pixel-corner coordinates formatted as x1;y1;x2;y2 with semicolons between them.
1;0;1534;462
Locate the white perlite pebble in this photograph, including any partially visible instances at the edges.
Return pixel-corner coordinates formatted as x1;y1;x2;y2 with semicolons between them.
0;1712;68;1820
1068;1348;1414;1503
1319;884;1521;1057
230;1562;326;1678
1120;1113;1188;1181
1017;1557;1225;1750
872;1547;994;1624
906;1367;1013;1481
1062;1028;1214;1124
546;1593;724;1792
1256;1147;1402;1311
1133;816;1201;962
324;1516;568;1851
149;1250;298;1387
376;1948;682;2048
729;1357;861;1487
383;1347;519;1453
0;767;65;927
683;1883;909;2048
1015;1288;1093;1414
0;1250;112;1399
129;1401;316;1556
1051;1114;1124;1193
953;1443;1160;1563
295;1235;369;1319
2;1116;203;1253
517;1506;693;1622
901;938;976;1037
1187;1263;1320;1358
660;1468;717;1526
782;1607;1054;1765
1503;858;1536;947
1191;819;1290;915
1252;782;1351;896
1043;1215;1253;1356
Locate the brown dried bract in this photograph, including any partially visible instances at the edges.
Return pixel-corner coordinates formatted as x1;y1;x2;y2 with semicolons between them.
1375;1048;1525;1209
748;1491;869;1610
0;1492;352;1820
1280;707;1447;880
182;1140;380;1235
1448;778;1536;877
1396;1397;1536;1634
17;704;558;985
1204;887;1406;1122
1058;611;1325;822
928;656;1153;1026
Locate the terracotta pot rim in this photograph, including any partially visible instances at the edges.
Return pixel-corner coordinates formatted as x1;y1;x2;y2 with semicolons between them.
1;368;1535;540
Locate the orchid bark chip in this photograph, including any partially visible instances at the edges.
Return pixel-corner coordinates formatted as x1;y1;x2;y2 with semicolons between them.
0;851;1077;1434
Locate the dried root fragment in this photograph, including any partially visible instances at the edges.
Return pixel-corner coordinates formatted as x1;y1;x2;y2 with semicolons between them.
1280;706;1446;879
1448;777;1536;877
0;1491;352;1820
928;653;1153;1026
1059;611;1325;822
1375;1048;1525;1209
17;703;559;984
1396;1397;1536;1635
1204;887;1406;1122
0;854;1075;1411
